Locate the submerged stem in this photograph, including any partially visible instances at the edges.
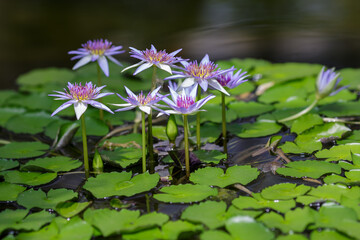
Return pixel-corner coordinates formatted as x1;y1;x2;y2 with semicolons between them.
141;111;147;173
221;93;227;155
80;115;89;179
278;98;319;123
183;114;190;177
196;86;202;150
96;63;104;121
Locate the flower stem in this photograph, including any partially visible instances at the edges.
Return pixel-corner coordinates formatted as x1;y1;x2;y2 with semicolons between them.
196;86;202;150
151;66;157;91
278;98;319;123
183;114;190;177
141;111;147;173
96;63;104;121
147;66;157;171
221;93;227;155
80;115;89;179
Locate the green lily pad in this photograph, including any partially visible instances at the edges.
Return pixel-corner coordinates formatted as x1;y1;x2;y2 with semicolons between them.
303;184;358;203
55;201;91;218
200;230;233;240
272;234;308;240
17;67;74;86
100;147;142;168
338;130;360;144
12;210;55;231
0;159;19;171
339;68;360;90
0;182;26;201
83;172;159;198
75;116;109;137
310;229;353;240
232;193;296;213
339;153;360;170
258;84;308;104
0;209;29;234
317;89;357;105
225;216;274;240
5;93;54;111
162;220;203;240
290;114;324;134
261;183;311;200
323;170;360;185
2;171;57;186
190;165;259;188
83;208;168;237
191;122;222;143
228;101;274;118
200;104;237;123
0;107;26;126
17;188;77;209
193;150;226;164
21;156;82;172
319;101;360;117
276;160;341;179
314;202;357;229
122;228;163;240
101;133;142;147
216;58;271;73
152;126;168;140
258;207;315;233
0;90;17;106
153;184;218;203
315;143;360;161
228;120;282;138
0;141;49;159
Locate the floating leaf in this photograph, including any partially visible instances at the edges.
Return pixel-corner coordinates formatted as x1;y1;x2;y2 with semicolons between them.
314;203;357;230
191;122;222;143
21;156;82;173
75;116;109;137
0;141;48;159
319;101;360;117
315;143;360;161
0;107;26;126
232;193;296;213
323;170;360;185
225;216;274;240
83;208;168;237
152;126;168;140
339;68;360;90
17;188;77;209
12;210;55;231
228;120;282;138
2;171;57;186
0;209;29;234
290;114;324;134
161;220;203;240
17;68;74;87
200;104;237;123
5;93;54;111
0;159;19;171
153;184;218;203
216;58;271;73
276;234;308;240
55;201;91;218
303;184;359;203
261;183;311;200
51;122;80;148
276;160;341;179
101;133;142;148
310;229;353;240
228;101;274;118
0;182;26;201
190;165;259;188
101;147;142;168
192;150;226;164
258;84;308;104
83;172;159;198
200;230;233;240
338;130;360;145
258;207;315;233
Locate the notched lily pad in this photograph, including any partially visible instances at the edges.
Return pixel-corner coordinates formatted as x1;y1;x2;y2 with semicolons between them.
0;141;49;159
0;182;26;201
193;150;226;164
153;184;218;203
21;156;82;172
0;159;19;171
55;201;91;218
101;147;142;168
228;120;282;138
83;171;159;198
1;171;57;186
260;183;311;200
228;101;274;118
315;143;360;161
190;165;259;188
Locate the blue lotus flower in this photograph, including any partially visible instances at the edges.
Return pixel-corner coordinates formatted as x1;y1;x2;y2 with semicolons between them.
316;67;346;99
216;68;249;89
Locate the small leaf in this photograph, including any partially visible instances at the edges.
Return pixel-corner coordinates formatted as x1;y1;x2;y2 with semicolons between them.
261;183;311;200
0;141;49;159
2;171;57;186
55;201;91;218
21;156;82;173
0;182;26;201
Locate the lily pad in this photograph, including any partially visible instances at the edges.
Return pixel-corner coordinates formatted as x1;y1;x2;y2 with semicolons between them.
17;188;77;209
2;171;57;186
162;220;203;240
258;84;308;104
12;210;55;231
0;209;29;234
339;68;360;90
232;193;296;213
55;201;91;218
228;120;282;138
290;114;323;134
190;165;259;188
0;159;19;171
310;229;353;240
260;183;311;200
225;216;274;240
100;148;142;168
5;93;54;111
302;184;358;203
200;104;237;123
101;133;142;147
153;184;218;203
192;150;227;164
200;230;233;240
191;122;222;143
276;160;341;179
315;143;360;161
152;126;168;140
17;67;74;86
319;101;360;117
323;170;360;185
0;107;26;126
0;182;26;201
338;130;360;144
83;208;168;237
0;141;49;159
83;172;159;198
75;116;109;137
21;156;82;172
228;101;274;118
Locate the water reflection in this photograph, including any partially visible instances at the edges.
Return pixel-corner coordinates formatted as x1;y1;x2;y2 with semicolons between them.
0;0;359;89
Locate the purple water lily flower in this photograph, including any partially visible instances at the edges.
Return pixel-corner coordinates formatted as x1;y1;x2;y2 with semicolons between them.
316;67;346;99
68;39;125;77
122;45;183;75
160;84;215;115
216;68;249;89
49;82;114;120
165;54;234;95
114;86;169;115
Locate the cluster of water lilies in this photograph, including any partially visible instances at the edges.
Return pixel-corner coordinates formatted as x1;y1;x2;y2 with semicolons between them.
50;39;346;178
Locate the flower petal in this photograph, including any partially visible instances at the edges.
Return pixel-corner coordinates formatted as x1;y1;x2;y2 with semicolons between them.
208;79;230;96
134;62;153;75
121;62;143;73
139;105;151;114
124;86;137;99
107;55;123;66
115;106;136;112
86;100;114;114
72;55;92;70
51;100;75;117
158;64;172;74
181;78;196;88
98;56;109;77
200;54;210;65
198;79;209;92
164;74;186;81
74;101;88;120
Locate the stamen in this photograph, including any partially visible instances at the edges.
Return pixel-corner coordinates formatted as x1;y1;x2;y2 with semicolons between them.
177;96;195;109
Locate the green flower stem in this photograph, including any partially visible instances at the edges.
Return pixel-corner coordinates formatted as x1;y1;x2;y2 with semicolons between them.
183;114;190;177
96;63;104;121
151;66;157;90
221;93;227;155
141;111;147;173
80;115;89;179
196;86;202;150
278;98;319;123
147;66;157;170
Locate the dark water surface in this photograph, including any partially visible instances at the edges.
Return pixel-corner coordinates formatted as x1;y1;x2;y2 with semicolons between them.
1;0;360;90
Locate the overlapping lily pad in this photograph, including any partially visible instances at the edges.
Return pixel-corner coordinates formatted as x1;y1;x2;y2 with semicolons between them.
0;107;26;126
228;101;274;118
21;156;82;172
261;183;311;200
323;170;360;185
0;141;49;159
228;120;282;138
0;182;26;201
0;159;19;171
315;143;360;161
101;147;142;168
190;165;259;188
1;171;57;186
193;150;227;164
55;201;91;218
154;184;218;203
83;172;159;198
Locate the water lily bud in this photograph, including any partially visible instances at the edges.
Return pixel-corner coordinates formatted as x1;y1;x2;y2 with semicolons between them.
166;115;178;144
315;67;344;100
92;149;103;174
